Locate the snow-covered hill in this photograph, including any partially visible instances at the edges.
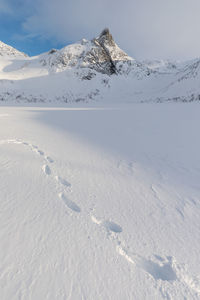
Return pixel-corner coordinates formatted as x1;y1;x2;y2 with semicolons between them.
1;104;200;300
0;29;200;103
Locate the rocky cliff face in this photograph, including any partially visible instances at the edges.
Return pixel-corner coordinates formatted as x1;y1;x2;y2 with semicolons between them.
84;28;131;75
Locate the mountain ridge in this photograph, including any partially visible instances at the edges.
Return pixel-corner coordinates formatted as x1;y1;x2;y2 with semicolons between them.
0;29;200;103
0;40;27;58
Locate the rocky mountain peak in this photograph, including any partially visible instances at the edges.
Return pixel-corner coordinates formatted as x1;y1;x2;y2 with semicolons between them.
0;41;27;58
40;28;133;76
96;28;115;48
83;28;132;75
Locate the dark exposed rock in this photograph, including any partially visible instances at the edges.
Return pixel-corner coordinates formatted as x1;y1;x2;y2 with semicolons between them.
97;28;116;48
48;49;57;55
81;28;131;75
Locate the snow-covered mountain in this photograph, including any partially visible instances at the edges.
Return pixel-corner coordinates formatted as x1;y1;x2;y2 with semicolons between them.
0;29;200;103
0;41;27;58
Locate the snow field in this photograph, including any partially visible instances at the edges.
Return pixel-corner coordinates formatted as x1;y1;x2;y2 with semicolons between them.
0;104;200;299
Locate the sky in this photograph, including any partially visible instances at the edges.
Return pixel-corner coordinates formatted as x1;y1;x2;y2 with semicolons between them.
0;0;200;60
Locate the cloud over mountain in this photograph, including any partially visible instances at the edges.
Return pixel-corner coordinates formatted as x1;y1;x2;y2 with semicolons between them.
2;0;200;60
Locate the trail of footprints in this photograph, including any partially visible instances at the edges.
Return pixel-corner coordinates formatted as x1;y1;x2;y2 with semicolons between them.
1;139;80;213
1;137;200;298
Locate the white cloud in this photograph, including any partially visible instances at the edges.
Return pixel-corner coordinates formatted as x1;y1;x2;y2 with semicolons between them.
7;0;200;60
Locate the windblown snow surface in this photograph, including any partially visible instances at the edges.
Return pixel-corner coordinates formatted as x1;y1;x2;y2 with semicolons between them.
0;103;200;300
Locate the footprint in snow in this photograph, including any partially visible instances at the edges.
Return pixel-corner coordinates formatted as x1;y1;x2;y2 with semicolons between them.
34;149;44;156
117;247;177;282
42;165;51;175
30;144;44;156
45;156;54;163
31;144;38;149
91;216;122;234
37;150;44;156
59;193;81;213
139;256;177;281
55;176;71;187
103;220;122;233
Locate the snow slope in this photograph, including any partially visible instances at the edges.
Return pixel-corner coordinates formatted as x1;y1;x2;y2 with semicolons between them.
0;104;200;299
1;29;200;103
